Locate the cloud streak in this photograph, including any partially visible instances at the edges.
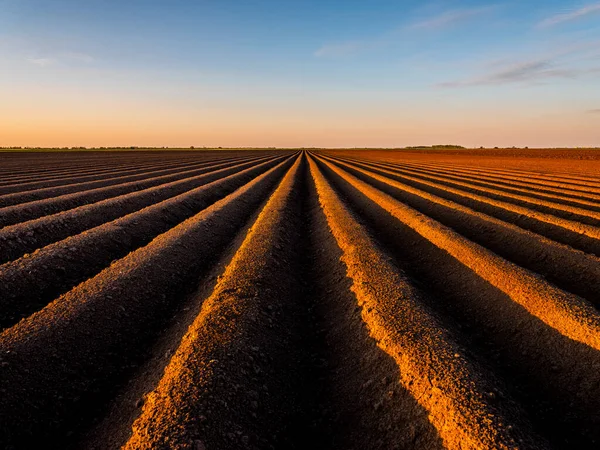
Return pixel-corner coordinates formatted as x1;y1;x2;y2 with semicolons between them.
588;109;600;114
408;6;496;30
27;57;56;67
314;42;367;58
63;52;95;63
26;52;94;67
439;59;581;87
440;41;600;87
538;2;600;28
314;6;495;58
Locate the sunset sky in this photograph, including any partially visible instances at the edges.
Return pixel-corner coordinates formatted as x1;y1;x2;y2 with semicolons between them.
1;0;599;148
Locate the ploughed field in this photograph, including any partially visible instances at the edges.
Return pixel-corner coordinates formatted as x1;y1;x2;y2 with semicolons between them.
1;149;600;449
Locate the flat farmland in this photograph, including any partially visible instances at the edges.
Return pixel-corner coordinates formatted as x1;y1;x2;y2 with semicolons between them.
1;149;600;449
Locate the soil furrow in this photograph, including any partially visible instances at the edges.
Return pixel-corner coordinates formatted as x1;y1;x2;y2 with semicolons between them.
0;156;202;185
313;153;600;448
386;160;600;199
339;158;600;226
0;156;245;205
0;155;272;227
0;157;206;193
0;156;288;329
389;159;600;187
309;154;547;449
0;155;295;449
314;155;600;352
300;164;445;450
323;155;600;254
322;156;600;306
0;155;275;265
124;156;309;449
376;160;600;211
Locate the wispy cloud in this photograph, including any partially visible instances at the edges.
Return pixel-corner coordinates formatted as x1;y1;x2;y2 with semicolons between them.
26;52;94;67
538;2;600;28
63;52;95;63
440;59;580;87
314;6;496;58
588;109;600;114
314;42;367;58
440;41;600;87
408;6;496;30
27;57;56;67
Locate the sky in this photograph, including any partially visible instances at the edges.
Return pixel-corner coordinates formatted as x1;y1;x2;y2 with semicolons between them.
0;0;599;148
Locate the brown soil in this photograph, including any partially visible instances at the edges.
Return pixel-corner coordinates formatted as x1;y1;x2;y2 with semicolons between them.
328;148;600;176
0;149;599;449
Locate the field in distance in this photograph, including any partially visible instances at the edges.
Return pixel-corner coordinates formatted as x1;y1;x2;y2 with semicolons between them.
1;148;600;449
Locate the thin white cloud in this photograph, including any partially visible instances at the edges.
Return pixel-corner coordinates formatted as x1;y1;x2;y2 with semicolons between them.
314;6;497;58
440;40;600;87
27;57;56;67
538;2;600;28
314;42;366;58
25;52;94;67
408;6;495;30
62;52;95;63
440;59;578;86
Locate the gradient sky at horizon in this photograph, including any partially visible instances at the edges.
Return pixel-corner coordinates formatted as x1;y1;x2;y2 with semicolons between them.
1;0;599;148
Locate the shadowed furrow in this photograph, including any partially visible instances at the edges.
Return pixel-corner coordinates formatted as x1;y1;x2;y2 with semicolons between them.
0;154;278;264
0;155;296;448
314;154;600;352
327;156;600;254
387;160;600;199
0;155;248;206
0;155;289;329
372;160;600;213
319;156;600;306
388;159;600;187
337;157;600;225
125;156;306;449
308;154;545;450
315;152;600;448
0;149;599;450
0;157;212;194
0;154;275;226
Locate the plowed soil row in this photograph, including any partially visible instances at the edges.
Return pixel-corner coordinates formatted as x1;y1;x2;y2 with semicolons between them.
337;157;600;226
327;157;600;347
356;160;600;215
333;156;600;255
0;151;273;190
0;155;274;227
0;157;194;185
0;151;255;177
0;155;287;329
0;155;248;205
388;159;600;187
319;155;600;304
386;161;600;198
0;157;217;194
0;155;279;265
1;149;599;450
0;154;295;448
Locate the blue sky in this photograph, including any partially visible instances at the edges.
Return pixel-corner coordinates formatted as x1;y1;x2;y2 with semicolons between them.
1;0;599;147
